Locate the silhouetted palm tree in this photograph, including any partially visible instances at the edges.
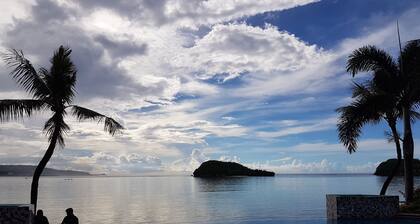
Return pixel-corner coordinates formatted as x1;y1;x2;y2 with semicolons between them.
337;81;402;195
0;46;124;210
343;41;420;203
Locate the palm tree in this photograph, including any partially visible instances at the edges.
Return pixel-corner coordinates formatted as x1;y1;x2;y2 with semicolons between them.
0;46;124;210
344;41;420;203
337;81;402;195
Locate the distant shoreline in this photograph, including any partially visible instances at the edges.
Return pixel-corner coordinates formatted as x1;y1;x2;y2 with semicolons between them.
0;164;376;177
0;165;91;177
0;173;377;178
275;173;373;176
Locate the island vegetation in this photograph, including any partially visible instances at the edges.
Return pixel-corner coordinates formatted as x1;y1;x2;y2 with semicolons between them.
193;160;275;177
374;159;420;176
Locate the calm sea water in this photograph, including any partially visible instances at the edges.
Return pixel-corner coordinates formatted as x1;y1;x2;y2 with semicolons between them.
0;174;419;224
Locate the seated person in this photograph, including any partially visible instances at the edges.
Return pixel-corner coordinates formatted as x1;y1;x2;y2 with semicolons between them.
34;209;49;224
61;208;79;224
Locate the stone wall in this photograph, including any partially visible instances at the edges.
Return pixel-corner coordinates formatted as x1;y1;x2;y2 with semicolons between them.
326;195;399;219
0;204;34;224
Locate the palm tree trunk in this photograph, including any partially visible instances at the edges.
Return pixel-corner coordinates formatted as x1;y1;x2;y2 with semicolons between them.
30;128;59;211
402;106;414;203
380;122;402;195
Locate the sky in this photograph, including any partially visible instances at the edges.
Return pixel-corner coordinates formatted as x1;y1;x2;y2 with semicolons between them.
1;0;420;175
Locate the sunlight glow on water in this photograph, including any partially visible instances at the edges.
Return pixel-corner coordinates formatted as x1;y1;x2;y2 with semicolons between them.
0;175;419;223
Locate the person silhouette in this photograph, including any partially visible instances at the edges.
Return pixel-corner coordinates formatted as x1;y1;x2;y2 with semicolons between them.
61;208;79;224
34;209;49;224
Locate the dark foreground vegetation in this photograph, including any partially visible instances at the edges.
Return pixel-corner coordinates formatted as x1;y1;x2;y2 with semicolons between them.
337;38;420;201
193;160;275;177
400;188;420;213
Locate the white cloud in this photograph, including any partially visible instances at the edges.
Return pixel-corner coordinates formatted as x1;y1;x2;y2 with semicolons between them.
71;0;318;28
275;157;293;162
0;0;33;30
52;151;164;174
336;9;420;58
247;158;337;174
279;138;400;153
179;80;220;96
174;23;328;81
163;0;319;28
246;158;382;174
221;116;235;121
257;116;337;138
0;148;164;175
250;138;406;155
218;155;240;163
170;149;209;172
1;0;419;175
345;162;380;173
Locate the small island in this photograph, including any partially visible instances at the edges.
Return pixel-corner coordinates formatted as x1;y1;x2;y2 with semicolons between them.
374;159;420;176
0;165;91;176
193;160;275;177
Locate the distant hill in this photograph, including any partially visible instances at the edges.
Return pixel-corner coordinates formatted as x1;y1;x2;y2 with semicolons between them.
0;165;91;176
193;160;275;177
374;159;420;176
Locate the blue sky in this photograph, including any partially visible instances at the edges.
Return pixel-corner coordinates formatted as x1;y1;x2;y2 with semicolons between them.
0;0;420;174
247;0;418;47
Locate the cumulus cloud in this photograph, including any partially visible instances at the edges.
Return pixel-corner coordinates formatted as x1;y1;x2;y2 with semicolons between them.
1;0;418;174
218;155;240;163
170;149;209;172
72;0;319;28
247;159;337;174
50;151;163;174
174;23;328;81
0;0;33;31
0;148;164;174
2;3;151;104
246;158;381;174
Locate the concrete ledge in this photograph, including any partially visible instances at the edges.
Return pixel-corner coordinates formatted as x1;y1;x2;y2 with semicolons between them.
0;204;34;224
396;213;420;219
326;194;399;219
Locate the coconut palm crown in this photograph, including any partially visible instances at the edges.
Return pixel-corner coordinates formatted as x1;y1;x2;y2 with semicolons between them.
341;40;420;202
0;46;124;210
337;81;402;195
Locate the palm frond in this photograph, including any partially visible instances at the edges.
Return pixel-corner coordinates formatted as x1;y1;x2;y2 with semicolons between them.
371;69;402;95
351;82;372;98
70;105;123;135
384;130;401;143
410;110;420;123
0;99;46;121
347;45;398;77
401;39;420;71
337;105;364;153
384;131;394;143
336;90;387;153
1;49;50;99
45;46;77;105
400;40;420;101
43;112;69;147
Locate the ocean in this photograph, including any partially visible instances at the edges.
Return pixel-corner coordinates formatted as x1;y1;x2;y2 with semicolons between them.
1;174;419;224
